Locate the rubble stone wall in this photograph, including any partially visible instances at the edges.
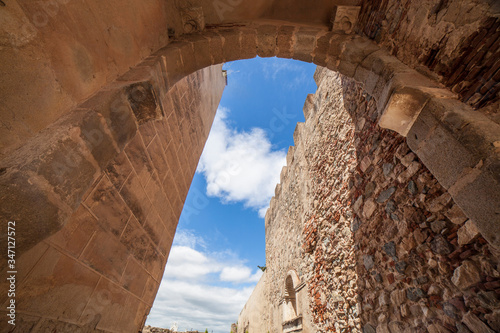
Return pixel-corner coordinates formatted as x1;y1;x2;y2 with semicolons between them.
240;67;500;333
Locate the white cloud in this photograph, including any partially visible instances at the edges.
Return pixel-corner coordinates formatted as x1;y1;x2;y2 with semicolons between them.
197;107;286;217
262;58;309;89
220;266;262;284
146;230;263;333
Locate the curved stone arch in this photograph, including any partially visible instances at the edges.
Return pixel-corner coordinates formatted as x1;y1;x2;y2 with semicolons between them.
34;21;499;248
0;18;499;333
283;269;301;316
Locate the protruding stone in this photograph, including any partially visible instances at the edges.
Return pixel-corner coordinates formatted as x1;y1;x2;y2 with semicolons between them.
484;310;500;332
457;220;480;245
408;180;417;195
406;287;426;301
377;187;396;203
395;261;408;274
383;241;397;258
383;163;393;177
430;235;453;255
364;254;375;270
363;199;377;218
330;6;361;34
390;289;406;306
446;204;468;225
462;311;495;333
363;324;376;333
431;220;447;234
452;261;481;290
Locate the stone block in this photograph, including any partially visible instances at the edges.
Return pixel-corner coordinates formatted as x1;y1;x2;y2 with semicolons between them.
286;146;295;166
440;103;500;158
340;36;380;66
17;247;100;320
239;27;258;60
293;27;320;63
139;121;157;148
119;172;153;225
143;211;165;247
158;227;175;257
189;34;213;69
142;244;165;281
0;170;69;260
79;85;138;150
124;133;155;187
80;277;128;331
206;31;224;65
117;294;147;332
105;151;134;191
47;205;98;258
257;24;278;58
408;111;480;189
462;311;495;333
147;136;169;179
452;261;481;290
293;123;304;147
121;257;149;298
180;7;205;34
142;276;160;306
80;230;129;283
219;28;241;62
126;82;163;125
178;41;198;78
362;51;411;82
280;166;288;184
162;169;182;211
277;25;296;59
358;68;381;96
0;241;49;306
117;64;155;83
85;176;131;237
303;94;316;120
379;86;431;137
120;215;152;263
158;46;184;88
154;119;173;149
313;33;333;66
450;169;500;248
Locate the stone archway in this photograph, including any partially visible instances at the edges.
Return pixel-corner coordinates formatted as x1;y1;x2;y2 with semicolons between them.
0;12;499;333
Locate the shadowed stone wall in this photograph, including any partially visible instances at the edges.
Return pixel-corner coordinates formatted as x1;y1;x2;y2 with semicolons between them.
238;67;500;333
0;65;225;333
358;0;500;110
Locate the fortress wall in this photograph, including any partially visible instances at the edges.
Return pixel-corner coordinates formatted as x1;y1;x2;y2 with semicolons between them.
247;67;500;333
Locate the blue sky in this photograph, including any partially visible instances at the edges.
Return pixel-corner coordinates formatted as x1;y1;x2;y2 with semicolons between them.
145;57;318;332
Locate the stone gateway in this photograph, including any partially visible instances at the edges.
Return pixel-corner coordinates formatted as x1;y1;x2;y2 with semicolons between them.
0;1;499;332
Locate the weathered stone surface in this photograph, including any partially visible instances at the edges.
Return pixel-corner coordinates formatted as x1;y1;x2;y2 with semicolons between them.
430;235;454;255
406;288;426;302
452;261;482;290
364;255;375;270
458;220;480;245
431;220;447;234
376;187;396;203
462;312;495;333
